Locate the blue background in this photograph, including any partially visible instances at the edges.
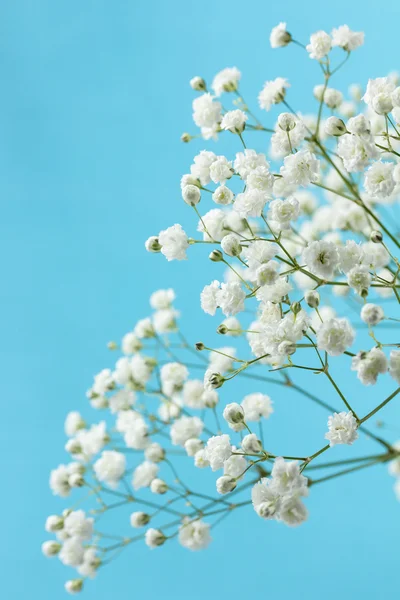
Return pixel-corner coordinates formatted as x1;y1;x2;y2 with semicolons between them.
2;1;400;598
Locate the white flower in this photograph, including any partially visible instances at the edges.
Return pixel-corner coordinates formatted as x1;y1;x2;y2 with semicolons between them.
363;77;396;113
209;156;233;184
337;133;378;172
205;434;232;471
178;519;211;550
194;448;210;468
59;538;84;567
223;403;244;425
121;332;141;355
347;265;371;296
246;165;274;192
145;528;166;548
182;184;201;206
64;510;93;541
150;288;175;309
221;233;242;257
132;461;159;490
170;416;204;446
92;368;113;395
364;161;395;199
42;541;61;557
190;150;217;185
360;303;384;326
258;78;290;111
224;452;247;478
220;109;248;133
241;433;262;454
234;189;269;218
271;457;308;496
49;465;71;497
200;280;220;315
77;548;101;578
94;450;126;488
65;412;85;437
351;348;388;385
324;88;343;109
270;22;291;48
192;93;222;130
317;317;355;356
212;185;234;205
338;240;364;274
212;67;241;96
280;150;320;186
267;197;300;230
279;497;308;527
241;393;273;422
325;411;359;446
389;350;400;384
160;362;189;396
306;30;331;59
130;511;150;528
216;282;246;316
216;475;237;494
251;479;281;518
158;224;189;261
234;149;269;180
134;317;154;339
331;25;364;51
302;240;339;280
197;208;226;241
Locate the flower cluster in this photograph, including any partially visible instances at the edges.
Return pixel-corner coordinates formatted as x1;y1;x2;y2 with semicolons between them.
45;22;400;594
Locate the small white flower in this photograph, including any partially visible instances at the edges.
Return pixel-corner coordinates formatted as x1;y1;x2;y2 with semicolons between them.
241;393;273;422
205;434;232;471
270;22;291;48
317;317;355;356
306;30;332;59
158;224;189;261
220;109;248;133
178;519;211;551
258;78;290;111
325;411;359;446
331;25;364;51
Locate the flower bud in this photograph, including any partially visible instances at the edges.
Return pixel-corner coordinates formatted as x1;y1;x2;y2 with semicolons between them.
65;579;83;594
305;290;320;308
195;342;205;351
180;132;192;143
217;324;228;334
223;402;245;424
221;233;242;257
182;184;201;206
216;475;237;494
190;76;206;91
145;236;162;253
42;541;61;557
257;502;276;519
324;116;346;136
145;443;165;463
45;515;64;532
241;433;262;454
209;249;223;262
370;230;383;243
145;528;166;548
360;303;384;326
207;372;224;389
130;511;150;528
291;301;302;315
150;478;168;494
278;112;296;131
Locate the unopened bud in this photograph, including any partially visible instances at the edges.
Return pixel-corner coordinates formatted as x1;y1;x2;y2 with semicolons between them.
370;230;383;243
182;184;201;206
145;236;162;253
217;324;228;334
278;112;296;131
195;342;205;351
324;116;347;136
209;249;223;262
130;511;151;528
223;402;245;424
216;475;237;494
181;132;192;143
277;340;297;356
65;579;83;594
150;478;168;494
291;301;302;315
190;76;206;91
305;290;320;308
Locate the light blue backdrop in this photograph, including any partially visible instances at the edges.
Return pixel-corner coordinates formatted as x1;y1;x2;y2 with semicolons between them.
1;1;400;598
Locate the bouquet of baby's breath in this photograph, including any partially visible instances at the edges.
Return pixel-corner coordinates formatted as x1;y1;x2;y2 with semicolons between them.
43;23;400;594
